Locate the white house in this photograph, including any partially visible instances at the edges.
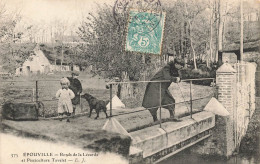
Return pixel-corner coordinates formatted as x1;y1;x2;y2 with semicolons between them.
16;46;51;76
15;45;81;76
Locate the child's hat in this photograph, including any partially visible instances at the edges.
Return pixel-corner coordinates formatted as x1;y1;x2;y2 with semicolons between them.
60;77;70;85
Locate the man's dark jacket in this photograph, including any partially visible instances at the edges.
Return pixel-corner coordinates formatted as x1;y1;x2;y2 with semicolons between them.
142;64;180;109
68;77;82;105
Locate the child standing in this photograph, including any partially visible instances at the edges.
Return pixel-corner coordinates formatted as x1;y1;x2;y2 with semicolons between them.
56;77;75;122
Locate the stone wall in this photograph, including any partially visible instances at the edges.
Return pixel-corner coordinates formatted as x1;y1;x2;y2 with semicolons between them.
192;62;257;158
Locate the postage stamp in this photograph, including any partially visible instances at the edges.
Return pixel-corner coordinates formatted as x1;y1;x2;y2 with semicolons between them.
125;9;165;55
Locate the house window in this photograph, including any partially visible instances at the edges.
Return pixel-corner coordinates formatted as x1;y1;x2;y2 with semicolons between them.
26;66;30;71
20;68;22;72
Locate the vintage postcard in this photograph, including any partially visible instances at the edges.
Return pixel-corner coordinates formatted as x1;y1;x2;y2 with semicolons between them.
0;0;259;164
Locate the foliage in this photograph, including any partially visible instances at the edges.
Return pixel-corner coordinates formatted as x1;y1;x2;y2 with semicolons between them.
180;59;217;86
39;43;89;69
0;42;89;73
77;4;147;81
1;0;259;77
162;0;211;61
0;43;36;73
76;1;215;80
77;0;258;79
0;1;23;43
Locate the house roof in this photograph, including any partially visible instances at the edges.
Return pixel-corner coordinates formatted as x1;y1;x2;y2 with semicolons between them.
39;44;73;65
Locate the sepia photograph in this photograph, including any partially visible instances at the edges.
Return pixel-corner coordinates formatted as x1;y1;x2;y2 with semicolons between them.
0;0;259;163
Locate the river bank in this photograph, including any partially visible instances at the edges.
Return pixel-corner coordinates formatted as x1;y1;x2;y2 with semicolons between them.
238;97;260;157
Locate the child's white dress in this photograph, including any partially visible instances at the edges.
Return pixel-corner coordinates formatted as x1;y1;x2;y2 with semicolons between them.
56;89;75;114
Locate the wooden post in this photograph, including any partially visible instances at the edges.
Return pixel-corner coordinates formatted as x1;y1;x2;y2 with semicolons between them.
240;0;243;61
36;81;39;102
248;84;251;119
159;82;162;128
110;84;112;118
190;80;193;118
80;93;82;112
32;88;35;102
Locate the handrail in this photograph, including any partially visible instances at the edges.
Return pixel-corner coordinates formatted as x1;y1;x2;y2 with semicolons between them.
108;95;213;118
1;80;61;82
108;77;215;122
1;78;215;84
106;78;215;85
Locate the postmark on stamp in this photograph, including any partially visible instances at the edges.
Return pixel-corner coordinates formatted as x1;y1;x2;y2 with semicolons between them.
113;0;163;27
125;9;165;55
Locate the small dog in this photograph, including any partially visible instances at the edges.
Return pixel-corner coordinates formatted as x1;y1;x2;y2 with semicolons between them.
81;93;109;119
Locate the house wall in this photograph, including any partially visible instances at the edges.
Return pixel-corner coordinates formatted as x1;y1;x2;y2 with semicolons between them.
49;65;71;72
222;53;238;63
73;65;80;71
243;52;260;62
223;51;260;64
22;50;51;75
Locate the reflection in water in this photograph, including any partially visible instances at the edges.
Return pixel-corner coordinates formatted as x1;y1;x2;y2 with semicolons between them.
159;148;259;164
159;133;259;164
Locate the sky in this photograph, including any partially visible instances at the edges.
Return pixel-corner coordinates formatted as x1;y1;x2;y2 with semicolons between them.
4;0;259;23
5;0;114;23
2;0;259;41
2;0;116;39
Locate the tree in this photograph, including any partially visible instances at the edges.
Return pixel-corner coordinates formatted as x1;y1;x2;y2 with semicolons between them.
77;0;259;76
77;4;147;81
0;0;23;43
208;0;214;65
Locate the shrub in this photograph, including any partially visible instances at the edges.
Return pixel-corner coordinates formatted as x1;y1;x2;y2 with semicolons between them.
180;67;216;86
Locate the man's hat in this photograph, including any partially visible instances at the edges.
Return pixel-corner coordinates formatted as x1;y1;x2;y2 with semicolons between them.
71;71;79;76
173;58;185;66
169;58;184;66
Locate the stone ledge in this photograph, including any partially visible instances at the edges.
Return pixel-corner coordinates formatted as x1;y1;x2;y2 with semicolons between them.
130;111;215;158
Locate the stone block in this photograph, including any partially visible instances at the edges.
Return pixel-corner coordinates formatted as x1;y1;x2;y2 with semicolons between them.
131;127;168;158
2;102;38;121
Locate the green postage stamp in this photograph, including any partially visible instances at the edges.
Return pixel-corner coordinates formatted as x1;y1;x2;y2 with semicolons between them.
125;9;166;55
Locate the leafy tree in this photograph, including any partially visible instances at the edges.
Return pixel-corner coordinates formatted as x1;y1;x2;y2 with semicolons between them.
77;4;147;81
0;0;23;43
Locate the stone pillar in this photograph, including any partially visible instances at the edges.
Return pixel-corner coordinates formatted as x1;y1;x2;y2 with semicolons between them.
215;63;237;157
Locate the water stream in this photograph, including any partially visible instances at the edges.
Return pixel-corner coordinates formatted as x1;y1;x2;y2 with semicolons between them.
159;146;259;164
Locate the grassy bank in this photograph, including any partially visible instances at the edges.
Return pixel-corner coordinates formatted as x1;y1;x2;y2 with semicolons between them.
239;98;260;154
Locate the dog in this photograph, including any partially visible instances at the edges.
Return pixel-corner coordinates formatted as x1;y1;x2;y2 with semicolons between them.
81;93;109;119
